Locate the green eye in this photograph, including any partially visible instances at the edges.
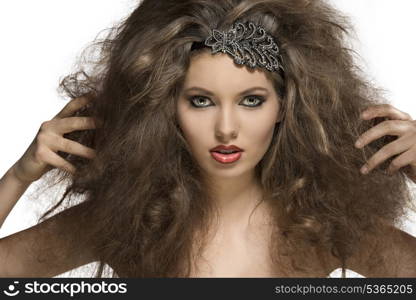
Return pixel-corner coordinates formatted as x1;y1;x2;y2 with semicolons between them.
188;95;265;108
189;96;213;108
241;95;265;107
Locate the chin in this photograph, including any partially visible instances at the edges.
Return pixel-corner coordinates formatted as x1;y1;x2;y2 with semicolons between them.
206;164;255;179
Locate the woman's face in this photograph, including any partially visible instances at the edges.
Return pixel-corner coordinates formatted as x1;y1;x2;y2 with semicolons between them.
176;50;281;179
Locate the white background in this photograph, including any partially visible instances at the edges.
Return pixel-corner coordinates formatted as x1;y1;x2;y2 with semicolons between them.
0;1;415;277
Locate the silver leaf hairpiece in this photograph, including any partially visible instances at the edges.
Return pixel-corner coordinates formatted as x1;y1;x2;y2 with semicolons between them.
203;21;284;74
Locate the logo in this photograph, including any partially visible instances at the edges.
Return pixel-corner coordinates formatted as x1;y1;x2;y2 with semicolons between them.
3;281;20;297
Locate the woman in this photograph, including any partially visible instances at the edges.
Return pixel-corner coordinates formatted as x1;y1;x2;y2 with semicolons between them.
0;0;415;278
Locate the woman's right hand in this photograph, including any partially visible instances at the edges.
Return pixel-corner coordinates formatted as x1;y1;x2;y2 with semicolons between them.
11;96;99;183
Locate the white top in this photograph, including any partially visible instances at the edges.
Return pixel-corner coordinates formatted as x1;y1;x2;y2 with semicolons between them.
327;268;365;278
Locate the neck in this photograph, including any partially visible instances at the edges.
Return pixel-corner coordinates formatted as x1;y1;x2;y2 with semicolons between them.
203;170;265;228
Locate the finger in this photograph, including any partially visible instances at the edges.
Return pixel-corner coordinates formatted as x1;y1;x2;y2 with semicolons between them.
387;145;416;174
54;117;98;135
361;104;412;121
40;148;77;174
53;96;93;120
355;119;411;149
360;135;415;174
54;137;97;160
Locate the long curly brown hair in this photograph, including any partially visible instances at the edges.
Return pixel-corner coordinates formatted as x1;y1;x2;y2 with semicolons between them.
34;0;415;277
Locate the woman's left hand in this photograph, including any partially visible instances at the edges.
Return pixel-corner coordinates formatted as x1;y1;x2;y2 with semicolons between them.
355;104;416;182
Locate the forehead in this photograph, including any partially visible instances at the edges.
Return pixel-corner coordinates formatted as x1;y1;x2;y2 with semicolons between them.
183;50;274;90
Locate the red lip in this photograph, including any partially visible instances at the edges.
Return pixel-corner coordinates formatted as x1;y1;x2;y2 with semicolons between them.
210;145;243;152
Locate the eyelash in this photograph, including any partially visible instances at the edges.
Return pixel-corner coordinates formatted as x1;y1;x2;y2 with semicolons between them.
187;95;266;108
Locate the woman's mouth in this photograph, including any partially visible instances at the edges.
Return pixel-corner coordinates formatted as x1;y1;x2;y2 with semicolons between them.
210;151;242;164
209;145;244;164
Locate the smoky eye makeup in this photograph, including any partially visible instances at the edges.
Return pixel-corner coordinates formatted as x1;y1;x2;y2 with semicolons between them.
187;95;212;108
186;94;266;108
241;95;266;107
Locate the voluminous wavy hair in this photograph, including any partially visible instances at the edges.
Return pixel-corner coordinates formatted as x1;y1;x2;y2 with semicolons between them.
35;0;415;277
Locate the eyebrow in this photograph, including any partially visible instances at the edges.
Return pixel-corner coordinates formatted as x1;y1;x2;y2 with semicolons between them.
183;86;270;96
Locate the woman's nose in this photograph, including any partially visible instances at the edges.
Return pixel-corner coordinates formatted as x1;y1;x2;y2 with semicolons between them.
214;107;239;141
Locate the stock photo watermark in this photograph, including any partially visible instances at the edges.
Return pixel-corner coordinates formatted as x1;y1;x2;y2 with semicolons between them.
2;280;127;297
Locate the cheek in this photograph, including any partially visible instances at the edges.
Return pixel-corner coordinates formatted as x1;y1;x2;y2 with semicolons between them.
247;108;277;139
249;123;275;146
244;116;276;155
177;111;207;150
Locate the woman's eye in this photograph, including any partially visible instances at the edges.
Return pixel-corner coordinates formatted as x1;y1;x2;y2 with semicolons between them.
188;96;212;108
188;95;265;108
241;95;265;107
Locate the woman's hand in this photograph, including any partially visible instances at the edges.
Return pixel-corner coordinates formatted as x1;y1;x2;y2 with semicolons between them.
11;96;99;183
355;104;416;182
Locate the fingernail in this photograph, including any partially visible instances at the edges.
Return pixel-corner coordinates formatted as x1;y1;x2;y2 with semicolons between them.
360;165;368;174
355;140;362;148
361;112;368;119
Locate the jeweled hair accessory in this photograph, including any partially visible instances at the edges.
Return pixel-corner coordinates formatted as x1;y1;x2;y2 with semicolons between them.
192;21;284;74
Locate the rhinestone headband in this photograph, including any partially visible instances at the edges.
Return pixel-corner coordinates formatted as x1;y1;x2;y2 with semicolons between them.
191;21;284;75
